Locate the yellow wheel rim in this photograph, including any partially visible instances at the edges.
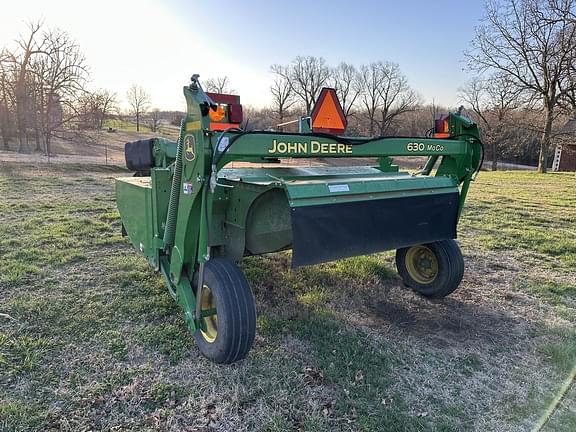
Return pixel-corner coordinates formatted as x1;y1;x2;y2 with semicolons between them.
200;285;218;343
405;246;438;284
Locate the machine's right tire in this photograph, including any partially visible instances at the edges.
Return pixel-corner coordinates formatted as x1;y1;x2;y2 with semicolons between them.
395;239;464;298
194;258;256;364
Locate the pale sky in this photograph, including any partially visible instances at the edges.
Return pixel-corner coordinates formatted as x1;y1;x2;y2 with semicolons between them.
0;0;485;112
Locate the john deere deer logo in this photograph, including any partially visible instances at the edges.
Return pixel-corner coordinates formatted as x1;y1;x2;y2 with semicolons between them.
184;135;196;161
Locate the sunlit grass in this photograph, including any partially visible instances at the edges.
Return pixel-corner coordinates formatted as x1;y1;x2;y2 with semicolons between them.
463;172;576;270
1;165;575;431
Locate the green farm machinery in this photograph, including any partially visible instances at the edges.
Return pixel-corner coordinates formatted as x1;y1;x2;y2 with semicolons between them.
115;75;483;363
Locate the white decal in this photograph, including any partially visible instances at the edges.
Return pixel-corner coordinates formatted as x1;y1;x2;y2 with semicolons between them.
218;137;229;152
328;184;350;193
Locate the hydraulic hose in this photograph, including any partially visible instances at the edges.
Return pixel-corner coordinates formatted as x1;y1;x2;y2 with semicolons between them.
450;133;485;178
163;120;184;249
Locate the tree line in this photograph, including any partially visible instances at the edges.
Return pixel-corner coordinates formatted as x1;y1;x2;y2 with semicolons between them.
268;58;421;137
210;0;576;171
464;0;576;173
261;0;576;172
2;1;576;172
0;22;89;155
0;21;163;155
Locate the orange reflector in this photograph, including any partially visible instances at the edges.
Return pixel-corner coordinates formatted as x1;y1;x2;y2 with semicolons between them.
435;118;450;134
209;105;226;122
210;122;242;131
310;88;346;135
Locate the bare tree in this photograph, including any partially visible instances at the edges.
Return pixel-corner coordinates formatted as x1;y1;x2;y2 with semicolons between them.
0;50;16;150
459;74;524;170
270;65;296;124
205;76;234;94
34;28;89;155
28;63;44;151
559;58;576;117
10;21;46;153
376;63;420;135
147;108;161;133
274;56;331;113
91;89;117;129
127;84;150;132
77;89;117;130
466;0;576;173
358;61;420;136
394;104;449;136
560;82;576;117
1;22;89;155
330;62;361;121
358;63;385;135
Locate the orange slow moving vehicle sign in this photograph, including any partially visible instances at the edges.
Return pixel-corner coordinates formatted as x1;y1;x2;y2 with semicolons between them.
310;87;347;135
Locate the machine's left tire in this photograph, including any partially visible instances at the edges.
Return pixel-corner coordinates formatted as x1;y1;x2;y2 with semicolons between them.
194;258;256;364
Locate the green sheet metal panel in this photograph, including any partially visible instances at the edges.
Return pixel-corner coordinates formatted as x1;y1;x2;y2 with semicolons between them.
219;165;459;206
219;166;401;184
283;175;458;207
218;166;461;265
151;168;172;245
244;188;292;255
279;173;460;266
115;177;155;260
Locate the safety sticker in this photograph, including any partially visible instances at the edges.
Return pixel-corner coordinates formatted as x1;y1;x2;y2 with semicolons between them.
328;184;349;193
218;136;229;152
183;182;193;195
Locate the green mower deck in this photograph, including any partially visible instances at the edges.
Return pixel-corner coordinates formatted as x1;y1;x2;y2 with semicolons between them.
115;76;483;363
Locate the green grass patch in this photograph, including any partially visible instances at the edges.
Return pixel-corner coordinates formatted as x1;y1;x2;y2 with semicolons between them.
326;254;396;281
504;382;547;425
259;312;431;431
104;118;152;132
1;164;576;431
0;261;43;284
0;332;53;376
148;381;187;405
0;400;50;432
537;327;576;374
458;353;483;377
515;278;576;307
544;381;576;432
0;169;120;285
463;172;576;270
101;330;128;360
137;322;193;364
82;368;139;399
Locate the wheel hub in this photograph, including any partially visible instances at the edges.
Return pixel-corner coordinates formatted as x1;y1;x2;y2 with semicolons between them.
405;245;438;284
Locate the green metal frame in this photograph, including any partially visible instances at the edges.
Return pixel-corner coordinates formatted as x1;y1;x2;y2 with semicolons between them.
115;78;483;335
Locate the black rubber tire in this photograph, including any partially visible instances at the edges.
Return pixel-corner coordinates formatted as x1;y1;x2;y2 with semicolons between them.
395;239;464;298
194;258;256;364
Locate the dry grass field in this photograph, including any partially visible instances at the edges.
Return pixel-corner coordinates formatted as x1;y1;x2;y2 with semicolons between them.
0;121;180;166
0;162;574;431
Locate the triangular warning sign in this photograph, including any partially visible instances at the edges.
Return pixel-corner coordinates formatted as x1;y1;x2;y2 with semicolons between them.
310;88;347;135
